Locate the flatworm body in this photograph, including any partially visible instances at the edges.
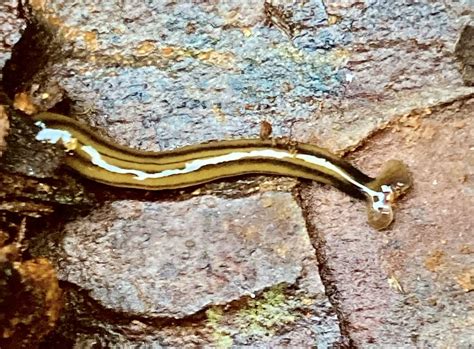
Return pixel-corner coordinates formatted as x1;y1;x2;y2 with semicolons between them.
34;112;412;229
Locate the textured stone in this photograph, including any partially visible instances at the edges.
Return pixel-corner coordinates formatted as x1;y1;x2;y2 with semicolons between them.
33;192;315;318
0;0;25;80
292;0;474;151
301;98;474;347
455;24;474;86
32;192;341;347
53;269;340;348
3;1;348;150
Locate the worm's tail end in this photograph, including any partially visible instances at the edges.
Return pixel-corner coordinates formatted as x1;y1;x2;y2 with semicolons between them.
365;160;412;230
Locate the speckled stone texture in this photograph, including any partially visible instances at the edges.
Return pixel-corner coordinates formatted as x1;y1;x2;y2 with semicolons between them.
34;193;315;318
1;0;473;347
5;1;346;149
455;23;474;86
301;98;474;347
0;1;24;81
32;192;340;347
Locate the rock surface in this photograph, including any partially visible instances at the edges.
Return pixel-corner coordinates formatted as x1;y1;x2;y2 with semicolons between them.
455;23;474;86
34;192;317;319
301;97;474;347
0;0;24;81
33;192;340;347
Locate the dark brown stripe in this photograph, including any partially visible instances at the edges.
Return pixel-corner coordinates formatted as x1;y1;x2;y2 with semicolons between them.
67;149;366;199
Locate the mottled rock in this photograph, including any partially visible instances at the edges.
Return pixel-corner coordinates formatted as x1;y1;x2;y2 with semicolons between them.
50;271;340;348
292;0;474;151
34;192;313;318
33;192;341;347
3;1;347;150
0;0;25;80
455;24;474;86
301;98;474;347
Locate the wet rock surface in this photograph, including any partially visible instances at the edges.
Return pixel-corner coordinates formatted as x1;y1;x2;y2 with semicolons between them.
0;0;473;347
301;98;474;347
34;193;340;347
44;281;339;348
293;0;474;151
33;192;315;318
5;1;348;150
455;24;474;86
0;0;24;81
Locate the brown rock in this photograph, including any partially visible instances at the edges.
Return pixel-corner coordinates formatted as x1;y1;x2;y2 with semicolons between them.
0;0;25;81
455;24;474;86
32;192;340;347
33;192;317;318
301;98;474;347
